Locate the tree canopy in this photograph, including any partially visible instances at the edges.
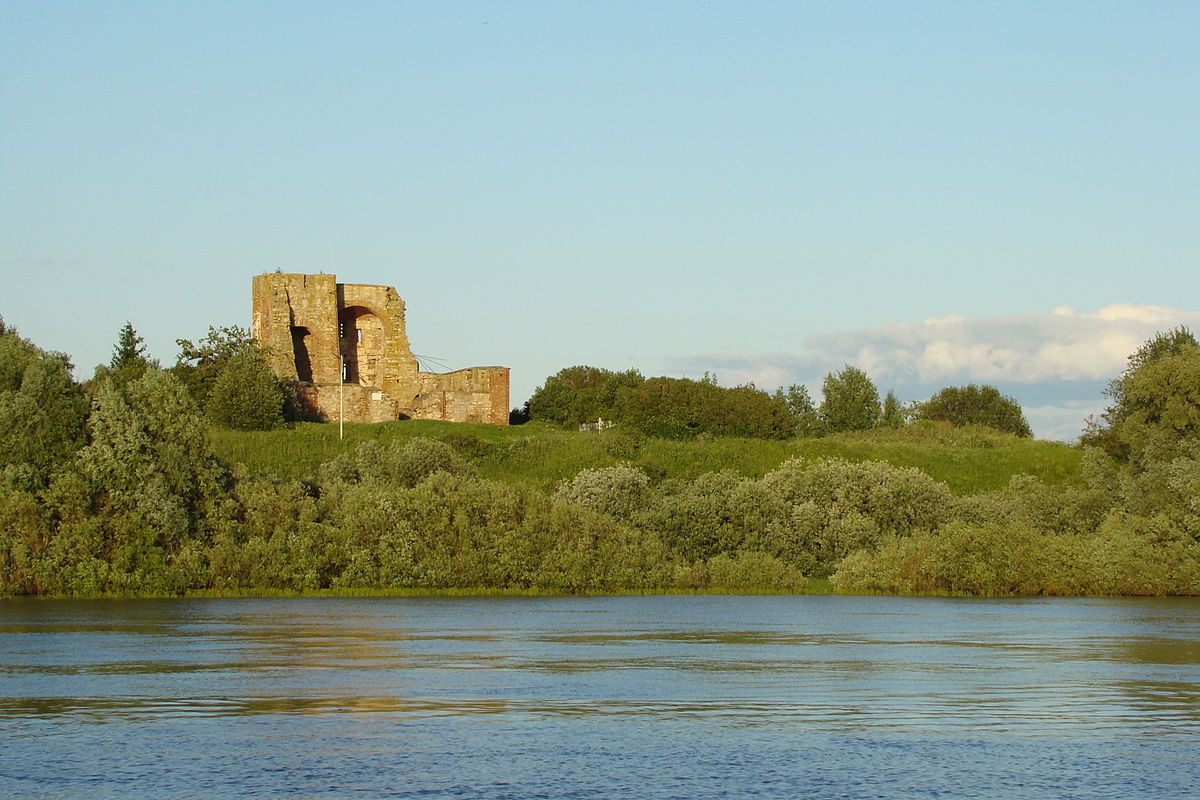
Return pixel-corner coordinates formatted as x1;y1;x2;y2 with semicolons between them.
172;325;260;409
881;390;905;429
526;366;644;426
94;321;153;389
774;384;825;438
110;321;147;371
205;349;288;431
0;324;88;488
1084;327;1200;461
819;367;881;433
618;376;794;440
916;384;1032;437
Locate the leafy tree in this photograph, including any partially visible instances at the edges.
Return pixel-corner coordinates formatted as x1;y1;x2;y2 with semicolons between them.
1109;326;1197;407
172;325;259;408
509;403;531;425
916;384;1032;437
206;349;288;430
618;377;793;440
529;366;795;439
527;366;644;426
174;325;299;424
1083;327;1199;461
70;370;234;590
774;384;826;437
0;325;88;488
81;371;230;522
818;367;881;432
1109;341;1200;463
718;384;795;439
881;390;905;429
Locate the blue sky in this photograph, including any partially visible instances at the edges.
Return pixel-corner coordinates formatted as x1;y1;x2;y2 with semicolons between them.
2;1;1197;439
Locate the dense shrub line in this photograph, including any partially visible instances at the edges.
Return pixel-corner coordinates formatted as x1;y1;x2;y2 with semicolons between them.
549;450;1200;596
2;321;1197;597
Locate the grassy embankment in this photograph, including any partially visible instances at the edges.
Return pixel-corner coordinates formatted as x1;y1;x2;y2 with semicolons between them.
211;419;1082;496
205;421;1083;597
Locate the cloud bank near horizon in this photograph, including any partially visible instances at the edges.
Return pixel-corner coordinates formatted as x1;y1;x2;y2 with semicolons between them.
655;304;1200;441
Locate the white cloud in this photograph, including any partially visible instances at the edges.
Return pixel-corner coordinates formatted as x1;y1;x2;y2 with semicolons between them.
805;304;1200;385
1093;303;1187;324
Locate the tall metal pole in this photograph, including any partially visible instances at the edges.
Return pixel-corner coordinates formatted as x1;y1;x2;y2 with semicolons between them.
339;354;344;441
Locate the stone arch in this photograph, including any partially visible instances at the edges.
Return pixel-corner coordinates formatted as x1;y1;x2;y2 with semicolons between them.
339;305;388;386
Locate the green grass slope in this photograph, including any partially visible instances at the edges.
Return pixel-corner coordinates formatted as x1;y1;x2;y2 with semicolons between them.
210;420;1082;495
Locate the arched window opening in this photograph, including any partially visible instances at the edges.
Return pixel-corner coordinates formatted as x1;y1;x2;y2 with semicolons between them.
339;306;385;386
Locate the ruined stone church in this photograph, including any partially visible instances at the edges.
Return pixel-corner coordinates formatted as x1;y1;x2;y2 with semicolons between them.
252;273;509;425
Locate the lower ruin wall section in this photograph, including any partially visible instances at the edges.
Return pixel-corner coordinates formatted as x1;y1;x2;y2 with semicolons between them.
294;367;510;425
413;367;511;426
296;383;404;424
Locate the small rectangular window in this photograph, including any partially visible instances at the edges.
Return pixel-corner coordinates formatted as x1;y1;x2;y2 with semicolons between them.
356;328;363;343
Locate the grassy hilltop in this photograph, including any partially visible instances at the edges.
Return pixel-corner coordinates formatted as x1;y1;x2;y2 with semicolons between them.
211;419;1083;495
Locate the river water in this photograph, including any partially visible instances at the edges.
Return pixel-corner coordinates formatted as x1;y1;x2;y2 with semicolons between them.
1;595;1198;799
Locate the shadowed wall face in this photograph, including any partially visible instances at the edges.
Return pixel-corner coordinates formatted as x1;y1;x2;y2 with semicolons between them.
252;272;509;425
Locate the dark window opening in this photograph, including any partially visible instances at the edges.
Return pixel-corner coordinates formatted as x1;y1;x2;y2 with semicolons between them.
291;326;313;382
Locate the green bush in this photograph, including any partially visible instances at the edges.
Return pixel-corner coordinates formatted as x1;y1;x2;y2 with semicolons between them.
832;521;1050;596
705;551;806;592
633;471;781;562
554;463;650;519
916;384;1032;437
527;365;644;426
600;429;643;459
437;430;494;460
206;350;287;431
618;377;793;440
762;457;956;537
318;438;473;490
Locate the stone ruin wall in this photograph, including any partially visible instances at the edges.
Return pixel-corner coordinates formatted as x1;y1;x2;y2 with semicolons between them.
251;272;509;425
416;367;511;426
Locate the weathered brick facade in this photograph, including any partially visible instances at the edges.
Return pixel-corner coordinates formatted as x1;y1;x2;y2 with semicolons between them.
252;273;509;425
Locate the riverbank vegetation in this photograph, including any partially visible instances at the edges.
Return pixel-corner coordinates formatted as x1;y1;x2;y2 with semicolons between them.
209;419;1080;494
1;318;1197;598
